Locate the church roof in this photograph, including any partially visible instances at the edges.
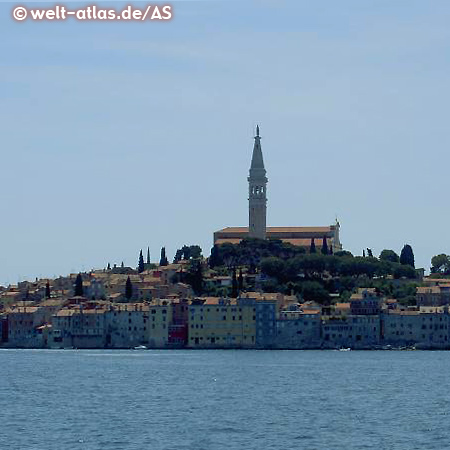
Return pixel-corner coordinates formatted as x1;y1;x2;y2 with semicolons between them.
215;226;335;233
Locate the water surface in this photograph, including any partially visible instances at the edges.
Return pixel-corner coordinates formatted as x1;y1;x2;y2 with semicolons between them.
1;349;449;449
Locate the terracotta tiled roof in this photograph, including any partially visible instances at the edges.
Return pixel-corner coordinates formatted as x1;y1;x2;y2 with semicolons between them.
216;226;334;233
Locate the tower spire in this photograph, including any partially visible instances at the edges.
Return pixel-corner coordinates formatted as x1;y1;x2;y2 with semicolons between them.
250;125;265;174
248;125;267;240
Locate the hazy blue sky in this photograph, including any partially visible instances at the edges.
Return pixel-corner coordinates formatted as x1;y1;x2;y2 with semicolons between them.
1;0;450;284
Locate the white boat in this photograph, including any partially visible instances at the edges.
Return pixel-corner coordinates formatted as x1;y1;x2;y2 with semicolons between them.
339;347;351;352
133;345;147;350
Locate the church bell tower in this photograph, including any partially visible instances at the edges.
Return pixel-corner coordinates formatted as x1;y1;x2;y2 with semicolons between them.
248;125;267;239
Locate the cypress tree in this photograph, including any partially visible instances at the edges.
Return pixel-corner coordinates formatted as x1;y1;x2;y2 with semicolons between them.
107;263;111;271
367;248;373;258
138;250;145;273
321;236;328;255
160;247;169;266
310;238;316;254
400;244;415;268
125;276;133;301
146;247;150;265
121;261;124;268
231;267;238;298
190;259;203;295
45;281;51;298
363;249;366;258
74;273;83;297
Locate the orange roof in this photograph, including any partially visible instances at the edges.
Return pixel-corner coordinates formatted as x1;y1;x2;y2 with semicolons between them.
335;302;350;309
301;309;321;315
216;226;334;233
203;297;221;305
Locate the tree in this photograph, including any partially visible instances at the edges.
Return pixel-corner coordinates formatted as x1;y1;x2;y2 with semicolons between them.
260;257;286;279
300;281;330;305
310;238;316;254
380;249;400;263
188;259;203;295
125;276;133;301
335;250;353;257
74;273;83;297
121;261;124;268
173;249;184;263
393;265;416;279
186;245;202;259
367;248;373;258
238;268;244;291
400;244;415;268
146;247;151;265
209;244;223;268
321;237;328;255
45;281;51;298
231;267;238;298
431;254;450;274
107;263;111;271
160;247;169;266
138;250;145;273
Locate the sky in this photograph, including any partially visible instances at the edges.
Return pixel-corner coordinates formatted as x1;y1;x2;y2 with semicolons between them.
1;0;450;285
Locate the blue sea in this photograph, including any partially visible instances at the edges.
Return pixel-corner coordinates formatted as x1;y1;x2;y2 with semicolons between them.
1;349;449;450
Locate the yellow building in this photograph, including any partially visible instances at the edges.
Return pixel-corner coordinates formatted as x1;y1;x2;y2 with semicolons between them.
188;297;256;348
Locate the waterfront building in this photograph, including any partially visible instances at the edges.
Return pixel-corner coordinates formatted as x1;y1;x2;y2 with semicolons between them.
382;309;450;349
6;304;56;348
213;127;342;251
106;301;171;348
238;292;280;348
187;297;256;348
275;309;322;349
51;306;108;348
322;315;381;349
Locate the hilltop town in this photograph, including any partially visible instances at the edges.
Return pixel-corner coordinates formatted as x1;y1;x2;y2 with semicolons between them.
2;127;450;350
0;244;450;350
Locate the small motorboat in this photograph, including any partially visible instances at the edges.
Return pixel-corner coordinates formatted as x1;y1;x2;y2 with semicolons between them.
133;345;148;350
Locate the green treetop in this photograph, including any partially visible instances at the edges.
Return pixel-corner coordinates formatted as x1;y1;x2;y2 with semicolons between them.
400;244;415;268
74;273;83;297
138;250;145;273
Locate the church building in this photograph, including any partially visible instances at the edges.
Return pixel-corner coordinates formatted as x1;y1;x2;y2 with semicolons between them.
213;126;343;252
